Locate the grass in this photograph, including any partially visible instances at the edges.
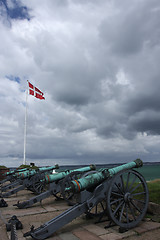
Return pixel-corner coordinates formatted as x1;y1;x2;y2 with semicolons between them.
18;164;38;169
0;165;7;169
147;179;160;205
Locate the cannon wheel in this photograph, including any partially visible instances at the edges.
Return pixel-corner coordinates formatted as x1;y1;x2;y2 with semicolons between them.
87;199;107;219
52;182;64;200
61;171;84;205
106;169;149;230
31;175;46;194
10;176;17;183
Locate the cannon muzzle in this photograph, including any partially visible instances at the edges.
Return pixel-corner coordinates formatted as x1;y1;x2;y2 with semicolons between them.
134;158;143;167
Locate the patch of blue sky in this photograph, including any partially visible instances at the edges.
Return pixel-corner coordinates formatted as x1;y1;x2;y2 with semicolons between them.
0;0;31;21
6;75;21;83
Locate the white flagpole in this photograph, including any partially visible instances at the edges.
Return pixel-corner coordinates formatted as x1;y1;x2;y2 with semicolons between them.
23;81;28;165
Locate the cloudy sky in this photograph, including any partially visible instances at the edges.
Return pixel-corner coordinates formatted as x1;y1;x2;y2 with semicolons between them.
0;0;160;167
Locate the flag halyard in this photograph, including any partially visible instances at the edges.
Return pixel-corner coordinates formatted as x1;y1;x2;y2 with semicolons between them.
28;81;45;100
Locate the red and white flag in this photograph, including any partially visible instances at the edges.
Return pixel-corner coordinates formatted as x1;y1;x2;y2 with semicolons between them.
28;81;45;100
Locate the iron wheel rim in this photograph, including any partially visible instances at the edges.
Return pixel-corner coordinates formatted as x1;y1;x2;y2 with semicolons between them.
106;169;149;229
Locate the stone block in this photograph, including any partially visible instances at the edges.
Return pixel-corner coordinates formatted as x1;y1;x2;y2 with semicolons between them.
147;202;160;215
83;224;110;236
59;232;79;240
73;228;102;240
99;232;122;240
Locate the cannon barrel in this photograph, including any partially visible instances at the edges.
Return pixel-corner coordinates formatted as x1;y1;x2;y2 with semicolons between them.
14;169;32;178
4;170;14;176
0;168;29;185
67;159;143;193
38;164;59;173
15;170;36;179
5;168;27;176
43;164;96;183
2;168;28;178
15;165;59;180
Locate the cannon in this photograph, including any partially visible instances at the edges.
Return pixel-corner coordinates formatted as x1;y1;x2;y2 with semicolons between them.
0;168;27;186
1;165;59;198
24;159;149;240
0;168;32;193
1;168;45;193
14;165;96;209
5;168;27;176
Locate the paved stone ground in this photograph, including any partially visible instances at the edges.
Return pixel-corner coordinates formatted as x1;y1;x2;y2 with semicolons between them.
0;187;160;240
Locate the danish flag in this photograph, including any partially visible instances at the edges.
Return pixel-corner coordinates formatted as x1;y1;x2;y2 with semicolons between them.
28;81;45;100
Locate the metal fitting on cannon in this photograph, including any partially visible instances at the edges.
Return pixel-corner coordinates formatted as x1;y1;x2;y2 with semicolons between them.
89;164;96;170
55;164;59;169
134;158;143;167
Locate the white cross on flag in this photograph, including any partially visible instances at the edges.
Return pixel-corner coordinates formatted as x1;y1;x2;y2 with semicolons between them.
28;81;45;100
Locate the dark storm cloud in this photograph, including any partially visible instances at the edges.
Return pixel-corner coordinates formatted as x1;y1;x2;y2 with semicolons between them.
128;110;160;135
91;0;160;141
56;88;90;106
125;91;160;115
99;0;160;55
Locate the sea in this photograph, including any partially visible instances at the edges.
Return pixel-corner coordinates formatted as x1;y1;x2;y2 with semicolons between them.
55;162;160;181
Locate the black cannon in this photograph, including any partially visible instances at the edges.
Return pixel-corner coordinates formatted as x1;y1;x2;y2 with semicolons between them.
14;165;96;209
24;159;149;240
1;165;59;198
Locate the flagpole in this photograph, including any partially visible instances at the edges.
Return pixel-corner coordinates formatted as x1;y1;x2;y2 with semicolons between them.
23;81;28;165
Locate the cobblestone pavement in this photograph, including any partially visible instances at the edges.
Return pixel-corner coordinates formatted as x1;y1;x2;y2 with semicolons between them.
0;188;160;240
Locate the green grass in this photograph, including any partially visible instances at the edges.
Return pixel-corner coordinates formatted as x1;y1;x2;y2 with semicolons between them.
147;179;160;205
18;164;38;169
0;165;7;169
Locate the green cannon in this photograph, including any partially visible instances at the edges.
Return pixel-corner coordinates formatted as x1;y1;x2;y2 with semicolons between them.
43;164;96;183
15;165;59;180
67;159;143;193
0;168;30;192
5;168;27;176
24;159;149;239
1;166;59;193
1;165;59;198
0;168;28;185
15;165;96;209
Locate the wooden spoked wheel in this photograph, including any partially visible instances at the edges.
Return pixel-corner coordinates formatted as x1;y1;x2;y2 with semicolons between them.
106;169;149;229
